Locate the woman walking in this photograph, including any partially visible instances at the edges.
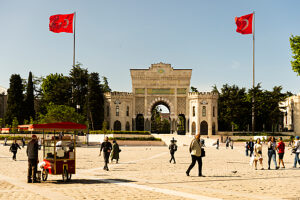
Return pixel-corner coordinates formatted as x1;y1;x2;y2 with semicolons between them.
267;136;278;170
276;137;285;169
253;138;264;170
186;133;204;177
110;140;120;164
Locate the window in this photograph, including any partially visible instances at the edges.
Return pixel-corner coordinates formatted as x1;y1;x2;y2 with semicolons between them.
213;106;215;117
107;106;109;117
126;106;129;116
116;105;119;116
202;106;206;117
193;106;195;117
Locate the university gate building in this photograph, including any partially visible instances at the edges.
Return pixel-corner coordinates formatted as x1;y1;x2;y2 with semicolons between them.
104;63;218;135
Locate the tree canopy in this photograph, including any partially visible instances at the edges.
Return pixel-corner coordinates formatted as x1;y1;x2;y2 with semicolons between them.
290;35;300;76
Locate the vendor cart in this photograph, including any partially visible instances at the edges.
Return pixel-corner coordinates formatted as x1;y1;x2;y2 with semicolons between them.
19;122;86;182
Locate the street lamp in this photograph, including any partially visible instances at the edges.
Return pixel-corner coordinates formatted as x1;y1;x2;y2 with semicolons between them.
76;105;80;113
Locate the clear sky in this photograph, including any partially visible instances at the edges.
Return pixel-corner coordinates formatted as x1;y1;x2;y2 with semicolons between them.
0;0;299;94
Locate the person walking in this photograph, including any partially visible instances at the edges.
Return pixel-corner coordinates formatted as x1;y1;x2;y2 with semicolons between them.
186;133;204;177
110;140;120;164
248;138;254;157
230;138;234;149
292;136;300;168
26;135;39;183
267;136;278;170
99;136;112;171
245;141;249;156
4;137;7;146
253;138;264;170
216;139;219;150
169;138;177;164
276;137;285;169
225;137;229;149
22;137;26;148
10;140;21;161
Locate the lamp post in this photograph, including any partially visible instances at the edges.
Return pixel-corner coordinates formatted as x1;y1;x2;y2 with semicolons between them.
76;104;80;113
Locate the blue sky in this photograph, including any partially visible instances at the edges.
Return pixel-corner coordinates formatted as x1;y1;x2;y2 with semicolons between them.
0;0;299;94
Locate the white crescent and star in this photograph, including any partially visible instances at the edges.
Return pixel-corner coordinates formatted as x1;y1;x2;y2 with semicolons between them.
241;19;249;31
64;19;69;28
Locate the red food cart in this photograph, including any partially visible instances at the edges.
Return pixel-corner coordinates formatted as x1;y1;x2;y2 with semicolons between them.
19;122;86;182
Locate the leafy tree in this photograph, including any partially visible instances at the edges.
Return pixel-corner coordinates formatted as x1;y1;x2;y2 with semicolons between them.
11;117;19;134
69;63;88;114
87;73;104;130
101;76;111;93
24;72;35;120
161;119;170;133
290;35;300;76
41;73;71;106
5;74;25;125
38;103;85;124
190;86;198;92
0;118;3;128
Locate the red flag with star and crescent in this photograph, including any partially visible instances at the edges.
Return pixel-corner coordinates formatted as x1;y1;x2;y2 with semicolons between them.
235;13;253;34
49;13;74;33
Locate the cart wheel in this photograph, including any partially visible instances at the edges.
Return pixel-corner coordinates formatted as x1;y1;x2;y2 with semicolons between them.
42;169;48;181
62;168;68;182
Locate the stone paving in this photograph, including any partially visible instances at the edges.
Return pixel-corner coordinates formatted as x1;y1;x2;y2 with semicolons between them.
0;141;299;200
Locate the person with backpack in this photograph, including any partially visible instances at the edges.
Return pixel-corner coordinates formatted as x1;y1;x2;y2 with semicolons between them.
169;138;177;164
110;140;120;164
10;140;21;161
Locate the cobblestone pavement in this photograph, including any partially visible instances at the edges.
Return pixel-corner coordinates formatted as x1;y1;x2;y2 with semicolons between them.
0;142;299;200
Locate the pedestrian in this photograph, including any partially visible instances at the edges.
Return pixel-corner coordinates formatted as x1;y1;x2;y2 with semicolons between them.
26;135;39;183
169;138;177;164
216;139;219;150
225;137;229;149
276;137;285;169
230;138;234;149
248;138;254;157
292;136;300;168
186;133;204;177
245;141;249;156
110;140;120;164
253;138;264;170
10;140;21;161
288;136;294;147
267;136;278;170
22;137;26;148
4;137;7;146
99;136;112;171
38;138;42;150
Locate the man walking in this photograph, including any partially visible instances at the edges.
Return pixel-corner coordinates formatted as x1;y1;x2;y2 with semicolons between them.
186;133;204;177
99;136;112;171
10;140;21;161
169;138;177;164
248;138;254;157
26;135;39;183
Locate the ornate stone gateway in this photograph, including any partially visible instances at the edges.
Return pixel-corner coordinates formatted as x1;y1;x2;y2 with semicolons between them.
104;63;218;135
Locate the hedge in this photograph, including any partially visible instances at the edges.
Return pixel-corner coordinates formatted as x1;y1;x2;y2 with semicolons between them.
108;137;161;141
0;136;31;140
233;132;290;136
89;130;151;135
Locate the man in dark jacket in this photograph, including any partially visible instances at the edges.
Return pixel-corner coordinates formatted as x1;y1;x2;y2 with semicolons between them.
99;136;112;171
169;138;177;164
10;140;21;161
26;135;39;183
248;138;254;157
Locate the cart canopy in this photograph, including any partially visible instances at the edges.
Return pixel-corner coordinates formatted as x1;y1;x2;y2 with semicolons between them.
18;122;87;131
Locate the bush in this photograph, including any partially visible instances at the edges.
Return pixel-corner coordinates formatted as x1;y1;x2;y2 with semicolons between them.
89;130;151;135
0;135;31;140
233;132;290;136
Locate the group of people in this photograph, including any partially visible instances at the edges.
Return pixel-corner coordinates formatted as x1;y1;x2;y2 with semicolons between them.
99;137;121;171
247;136;300;170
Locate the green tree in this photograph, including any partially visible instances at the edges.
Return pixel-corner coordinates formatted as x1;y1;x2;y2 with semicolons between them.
161;119;170;133
69;63;89;115
38;103;85;124
5;74;25;125
41;73;71;106
290;35;300;76
0;118;3;128
12;117;19;134
190;86;198;92
87;73;104;130
101;76;111;93
24;71;35;120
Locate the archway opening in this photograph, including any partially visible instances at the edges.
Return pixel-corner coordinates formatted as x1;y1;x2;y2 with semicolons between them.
200;121;208;135
113;120;121;131
136;114;144;131
151;101;170;134
177;114;186;135
126;121;130;131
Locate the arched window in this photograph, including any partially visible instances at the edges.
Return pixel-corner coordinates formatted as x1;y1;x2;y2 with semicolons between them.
116;105;119;116
113;120;121;131
126;106;129;116
213;106;215;117
202;106;206;117
200;121;208;135
193;106;195;117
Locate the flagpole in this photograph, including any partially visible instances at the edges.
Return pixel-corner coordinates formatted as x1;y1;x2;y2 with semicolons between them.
252;11;255;135
73;12;76;67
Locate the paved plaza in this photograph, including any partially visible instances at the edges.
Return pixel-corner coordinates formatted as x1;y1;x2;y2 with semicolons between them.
0;142;299;200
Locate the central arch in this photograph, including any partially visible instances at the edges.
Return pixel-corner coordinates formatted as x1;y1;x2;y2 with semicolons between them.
147;97;174;117
150;101;171;134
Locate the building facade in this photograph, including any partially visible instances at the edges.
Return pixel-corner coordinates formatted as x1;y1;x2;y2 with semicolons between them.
104;63;218;135
280;93;300;135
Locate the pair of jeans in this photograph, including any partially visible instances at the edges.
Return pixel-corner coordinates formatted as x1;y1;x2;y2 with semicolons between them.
186;155;202;176
294;152;300;167
28;159;37;181
103;152;110;169
249;149;254;157
268;150;277;168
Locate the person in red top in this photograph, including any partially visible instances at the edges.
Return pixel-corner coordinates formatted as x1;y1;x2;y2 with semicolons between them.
276;137;285;169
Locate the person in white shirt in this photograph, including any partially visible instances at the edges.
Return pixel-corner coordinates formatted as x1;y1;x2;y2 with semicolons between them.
254;138;264;170
293;136;300;168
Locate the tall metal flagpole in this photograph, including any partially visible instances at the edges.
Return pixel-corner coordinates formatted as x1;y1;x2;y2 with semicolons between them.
252;11;255;135
73;12;76;67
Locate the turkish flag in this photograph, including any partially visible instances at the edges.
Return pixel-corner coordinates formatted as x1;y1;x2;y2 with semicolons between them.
235;13;253;34
49;13;74;33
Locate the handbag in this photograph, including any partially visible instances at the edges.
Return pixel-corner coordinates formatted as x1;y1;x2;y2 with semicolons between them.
201;148;205;157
